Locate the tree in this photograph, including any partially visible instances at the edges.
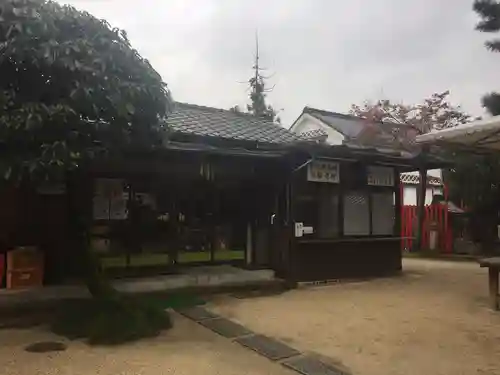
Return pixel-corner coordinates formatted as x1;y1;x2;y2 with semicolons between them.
231;36;281;123
445;153;500;253
246;69;281;123
0;0;172;183
350;91;470;134
0;0;172;342
473;0;500;115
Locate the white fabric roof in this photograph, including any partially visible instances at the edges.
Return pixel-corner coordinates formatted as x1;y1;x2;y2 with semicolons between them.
416;115;500;151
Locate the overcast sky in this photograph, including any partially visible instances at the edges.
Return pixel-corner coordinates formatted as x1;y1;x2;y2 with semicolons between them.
59;0;498;126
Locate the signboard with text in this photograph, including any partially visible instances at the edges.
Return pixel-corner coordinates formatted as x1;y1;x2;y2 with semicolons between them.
307;160;340;183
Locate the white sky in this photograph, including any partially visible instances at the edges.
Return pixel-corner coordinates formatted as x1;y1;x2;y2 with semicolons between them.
58;0;499;126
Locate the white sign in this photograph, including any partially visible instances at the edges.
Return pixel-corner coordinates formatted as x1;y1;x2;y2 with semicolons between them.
367;166;395;187
294;222;304;237
302;226;314;235
307;160;340;183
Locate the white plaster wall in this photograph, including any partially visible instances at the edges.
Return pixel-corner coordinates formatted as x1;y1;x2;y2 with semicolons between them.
402;186;443;206
291;114;345;145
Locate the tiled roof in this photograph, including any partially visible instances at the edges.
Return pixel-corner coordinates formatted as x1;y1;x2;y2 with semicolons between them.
400;173;442;186
296;128;329;142
301;107;418;150
166;102;301;144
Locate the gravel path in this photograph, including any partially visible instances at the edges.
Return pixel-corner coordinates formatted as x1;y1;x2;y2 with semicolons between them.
209;258;500;375
0;312;294;375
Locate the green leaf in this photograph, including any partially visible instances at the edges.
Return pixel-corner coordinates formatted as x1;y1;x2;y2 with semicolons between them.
0;0;171;184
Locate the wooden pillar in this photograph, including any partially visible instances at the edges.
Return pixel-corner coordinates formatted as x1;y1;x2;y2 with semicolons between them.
394;169;402;238
488;267;499;311
414;167;427;251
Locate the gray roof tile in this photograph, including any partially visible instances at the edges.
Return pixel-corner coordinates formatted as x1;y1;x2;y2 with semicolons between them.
166;102;301;144
302;107;418;150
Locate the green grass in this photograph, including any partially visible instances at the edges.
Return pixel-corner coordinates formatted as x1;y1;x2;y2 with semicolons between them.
129;253;169;267
177;251;211;263
213;250;245;261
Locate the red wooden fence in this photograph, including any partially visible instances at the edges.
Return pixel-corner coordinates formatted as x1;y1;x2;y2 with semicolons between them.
401;204;452;253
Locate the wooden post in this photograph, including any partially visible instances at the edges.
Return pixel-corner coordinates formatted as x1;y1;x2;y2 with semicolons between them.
414;167;427;251
488;267;499;311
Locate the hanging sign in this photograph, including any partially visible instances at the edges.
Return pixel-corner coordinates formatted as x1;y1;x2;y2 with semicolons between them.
307;160;340;183
367;166;395;187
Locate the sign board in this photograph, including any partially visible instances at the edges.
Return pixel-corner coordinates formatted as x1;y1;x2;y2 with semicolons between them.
307;160;340;183
367;166;395;187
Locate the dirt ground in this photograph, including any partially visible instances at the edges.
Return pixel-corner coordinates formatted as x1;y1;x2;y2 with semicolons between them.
209;258;500;375
0;312;294;375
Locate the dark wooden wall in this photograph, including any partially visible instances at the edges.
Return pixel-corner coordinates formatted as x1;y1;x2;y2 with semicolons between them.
290;239;402;281
282;160;404;282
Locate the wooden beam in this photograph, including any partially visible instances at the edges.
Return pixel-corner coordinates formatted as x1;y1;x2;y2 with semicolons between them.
414;167;427;251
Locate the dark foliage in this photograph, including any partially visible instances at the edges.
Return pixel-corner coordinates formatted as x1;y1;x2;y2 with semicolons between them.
0;0;172;183
473;0;500;115
51;296;172;345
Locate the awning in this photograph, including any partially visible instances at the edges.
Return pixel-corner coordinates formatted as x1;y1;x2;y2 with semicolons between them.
416;116;500;152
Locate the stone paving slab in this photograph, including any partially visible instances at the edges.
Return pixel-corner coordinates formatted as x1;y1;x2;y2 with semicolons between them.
199;317;253;338
282;356;345;375
235;334;301;361
175;306;219;321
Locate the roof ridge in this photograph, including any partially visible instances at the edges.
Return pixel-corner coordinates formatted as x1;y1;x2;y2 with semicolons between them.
303;106;363;122
174;101;280;126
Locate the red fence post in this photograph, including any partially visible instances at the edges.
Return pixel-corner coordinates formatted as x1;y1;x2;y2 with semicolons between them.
401;204;454;253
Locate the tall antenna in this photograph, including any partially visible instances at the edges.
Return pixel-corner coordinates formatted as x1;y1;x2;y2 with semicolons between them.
251;31;274;92
254;31;259;86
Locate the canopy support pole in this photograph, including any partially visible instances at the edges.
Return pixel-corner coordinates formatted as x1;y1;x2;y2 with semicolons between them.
414;167;427;251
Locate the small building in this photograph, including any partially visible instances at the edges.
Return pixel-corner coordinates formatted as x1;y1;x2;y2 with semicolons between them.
0;103;444;287
290;106;444;205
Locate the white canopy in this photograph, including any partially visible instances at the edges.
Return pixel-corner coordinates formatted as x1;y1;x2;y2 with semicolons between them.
416;115;500;152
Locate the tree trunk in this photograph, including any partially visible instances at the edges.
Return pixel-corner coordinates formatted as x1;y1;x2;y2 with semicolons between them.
66;171;117;299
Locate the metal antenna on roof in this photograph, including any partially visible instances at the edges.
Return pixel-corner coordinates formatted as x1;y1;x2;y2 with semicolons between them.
254;31;259;86
253;32;274;91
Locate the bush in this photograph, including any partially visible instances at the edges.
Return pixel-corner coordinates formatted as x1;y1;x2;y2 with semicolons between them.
51;296;172;345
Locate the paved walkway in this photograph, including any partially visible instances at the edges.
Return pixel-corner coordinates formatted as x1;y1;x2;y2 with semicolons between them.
176;306;346;375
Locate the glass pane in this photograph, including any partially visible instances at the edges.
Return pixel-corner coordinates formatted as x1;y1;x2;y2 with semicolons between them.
343;192;370;235
295;184;318;229
372;192;395;235
317;187;339;238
